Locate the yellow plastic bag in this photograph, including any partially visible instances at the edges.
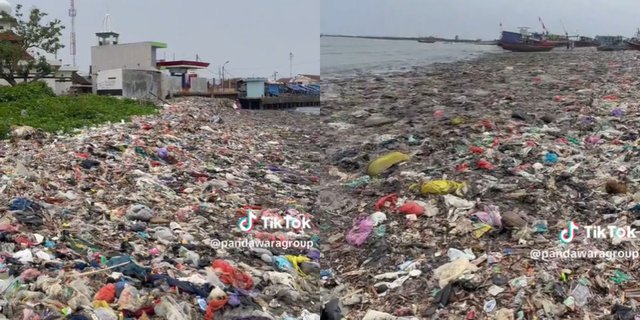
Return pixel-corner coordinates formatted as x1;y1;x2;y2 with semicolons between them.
367;151;410;176
451;116;465;125
413;180;465;195
285;255;311;275
472;223;492;239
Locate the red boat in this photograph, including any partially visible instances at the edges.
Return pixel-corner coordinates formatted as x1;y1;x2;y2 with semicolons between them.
498;41;555;52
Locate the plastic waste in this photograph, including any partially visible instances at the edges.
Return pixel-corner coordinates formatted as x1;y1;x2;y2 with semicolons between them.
433;258;479;288
571;283;592;307
544;151;558;164
117;284;141;311
367;151;410;176
211;259;254;290
397;201;425;215
610;269;631;284
346;215;375;246
477;159;495;170
413;180;465;195
472;205;502;229
154;296;191;320
94;283;116;302
375;193;398;211
126;204;154;221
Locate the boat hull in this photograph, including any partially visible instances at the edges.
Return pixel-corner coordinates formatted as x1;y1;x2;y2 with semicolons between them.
498;42;554;52
624;40;640;50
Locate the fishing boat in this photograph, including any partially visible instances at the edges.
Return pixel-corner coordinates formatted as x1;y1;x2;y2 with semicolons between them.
596;35;631;51
574;36;599;47
498;30;554;52
498;41;554;52
624;29;640;50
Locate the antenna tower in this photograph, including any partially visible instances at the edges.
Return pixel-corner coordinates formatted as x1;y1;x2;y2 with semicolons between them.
69;0;77;66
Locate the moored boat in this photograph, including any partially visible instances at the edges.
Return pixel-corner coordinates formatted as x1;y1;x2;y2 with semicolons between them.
498;42;555;52
596;35;631;51
498;30;554;52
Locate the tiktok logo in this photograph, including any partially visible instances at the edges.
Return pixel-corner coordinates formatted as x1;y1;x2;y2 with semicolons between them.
559;220;580;243
238;210;257;232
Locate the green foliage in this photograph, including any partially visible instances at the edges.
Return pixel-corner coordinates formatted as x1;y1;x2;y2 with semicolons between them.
0;81;53;102
0;82;158;139
0;5;64;86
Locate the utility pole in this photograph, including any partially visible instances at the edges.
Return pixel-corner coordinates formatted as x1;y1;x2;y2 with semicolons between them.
289;52;293;78
222;60;229;90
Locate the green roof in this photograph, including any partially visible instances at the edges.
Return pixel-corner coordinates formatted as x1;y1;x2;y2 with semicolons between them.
150;41;167;48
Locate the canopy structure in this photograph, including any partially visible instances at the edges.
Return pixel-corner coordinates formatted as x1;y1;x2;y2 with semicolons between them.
157;60;210;90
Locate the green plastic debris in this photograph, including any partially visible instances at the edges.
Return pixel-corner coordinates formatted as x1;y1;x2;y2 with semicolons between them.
567;136;581;146
367;151;410;176
135;146;148;157
374;225;386;237
610;269;631;284
345;176;370;188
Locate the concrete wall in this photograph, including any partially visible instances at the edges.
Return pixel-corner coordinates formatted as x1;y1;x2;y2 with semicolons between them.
190;77;208;93
91;43;157;75
122;70;161;101
164;75;210;96
95;68;161;101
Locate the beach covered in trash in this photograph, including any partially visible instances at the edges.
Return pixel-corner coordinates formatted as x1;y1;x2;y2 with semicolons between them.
319;49;640;319
0;98;322;319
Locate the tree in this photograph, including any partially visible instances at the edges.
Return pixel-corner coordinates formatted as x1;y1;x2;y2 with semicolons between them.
0;5;64;86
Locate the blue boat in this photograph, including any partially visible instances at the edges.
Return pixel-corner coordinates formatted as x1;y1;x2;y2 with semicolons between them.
500;31;524;44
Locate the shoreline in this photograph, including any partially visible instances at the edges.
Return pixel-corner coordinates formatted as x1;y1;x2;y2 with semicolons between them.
321;40;499;78
319;48;640;318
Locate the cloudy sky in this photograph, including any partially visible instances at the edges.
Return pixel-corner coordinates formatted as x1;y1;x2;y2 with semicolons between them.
321;0;640;40
13;0;320;79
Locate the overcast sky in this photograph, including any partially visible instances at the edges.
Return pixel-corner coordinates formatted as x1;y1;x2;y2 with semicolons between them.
13;0;319;79
321;0;640;40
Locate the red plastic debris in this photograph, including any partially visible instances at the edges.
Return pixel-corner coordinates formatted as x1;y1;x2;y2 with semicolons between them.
75;152;91;159
469;146;484;155
212;259;254;290
556;137;568;144
94;283;117;302
397;202;425;216
477;159;495;170
455;163;469;172
375;193;398;211
480;119;493;130
491;138;500;148
141;124;153;130
205;297;229;320
553;95;564;102
466;311;476;319
433;110;445;118
603;95;619;101
14;235;35;247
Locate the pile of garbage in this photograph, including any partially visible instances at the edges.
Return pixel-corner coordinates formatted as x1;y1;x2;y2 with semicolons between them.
319;50;640;319
0;98;321;319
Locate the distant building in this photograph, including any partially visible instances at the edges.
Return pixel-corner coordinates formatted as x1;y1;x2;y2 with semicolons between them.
90;18;209;100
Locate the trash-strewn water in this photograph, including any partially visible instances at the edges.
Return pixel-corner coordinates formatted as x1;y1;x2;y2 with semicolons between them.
321;36;501;76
